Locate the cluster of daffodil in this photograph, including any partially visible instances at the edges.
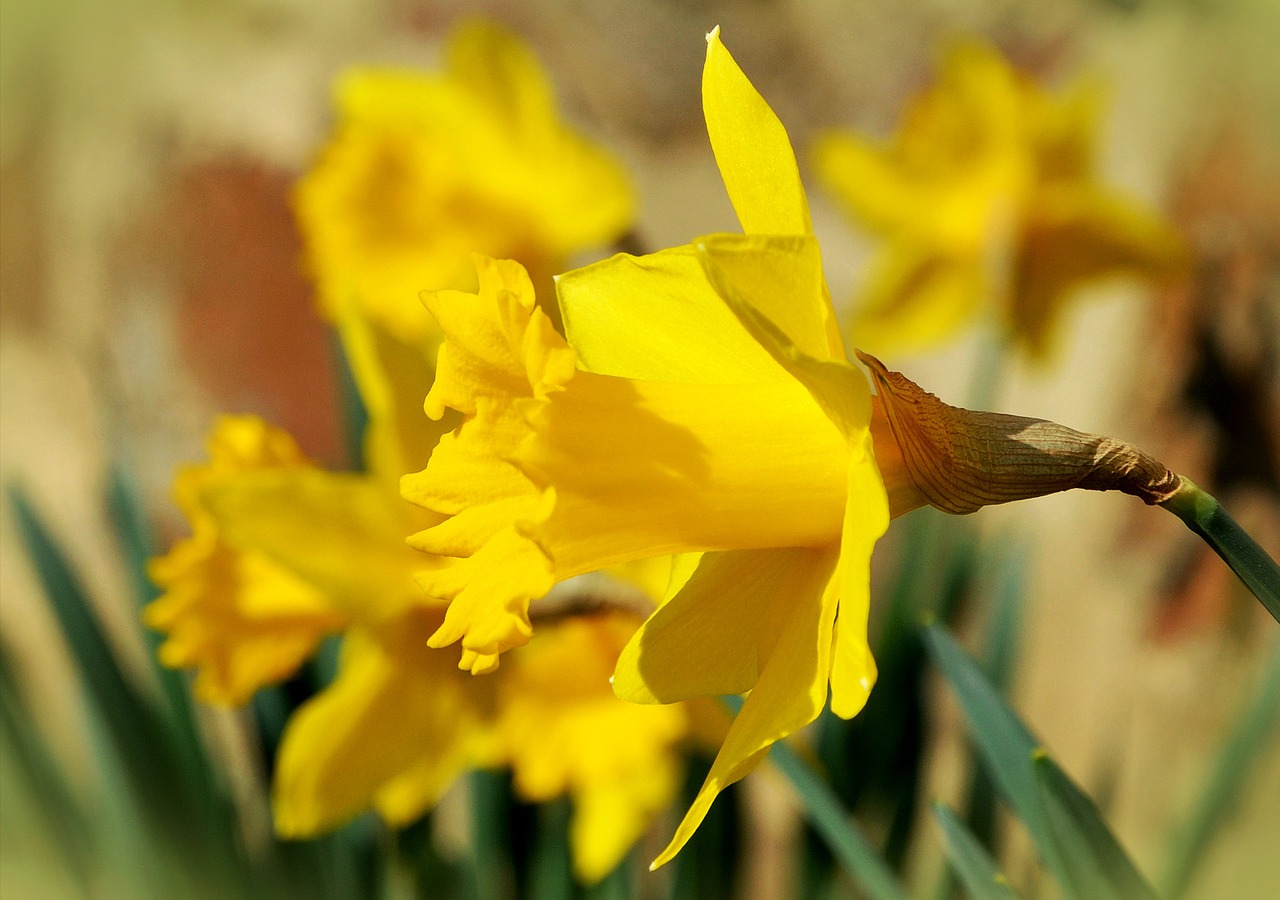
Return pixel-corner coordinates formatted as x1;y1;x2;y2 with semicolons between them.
149;22;714;882
149;18;1277;882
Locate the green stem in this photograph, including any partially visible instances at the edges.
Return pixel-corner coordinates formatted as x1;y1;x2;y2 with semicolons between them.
1160;477;1280;624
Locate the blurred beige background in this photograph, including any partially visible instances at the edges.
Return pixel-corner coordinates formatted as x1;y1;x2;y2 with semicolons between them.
2;1;1278;897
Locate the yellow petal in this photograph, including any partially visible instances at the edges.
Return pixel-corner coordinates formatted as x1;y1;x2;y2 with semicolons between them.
1013;187;1187;356
812;131;920;234
703;27;811;235
146;544;341;706
445;18;555;138
829;431;888;719
497;614;686;882
555;246;782;383
852;242;988;355
649;546;843;870
696;239;874;444
333;304;454;488
272;614;495;836
613;547;839;704
294;21;632;347
146;416;345;705
695;232;843;360
571;763;681;883
201;468;425;624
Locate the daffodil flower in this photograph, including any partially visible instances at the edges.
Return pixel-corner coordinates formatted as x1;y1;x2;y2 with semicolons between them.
814;40;1186;357
148;306;708;882
403;28;927;868
294;18;633;347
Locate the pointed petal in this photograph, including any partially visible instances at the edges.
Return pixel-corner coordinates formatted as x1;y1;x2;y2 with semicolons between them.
555;245;783;382
273;618;495;836
829;431;888;719
445;18;555;135
203;468;423;623
812;130;919;234
696;239;874;444
1014;188;1187;356
649;549;843;869
696;232;844;360
571;761;681;882
496;615;685;881
703;27;812;235
852;242;988;355
613;547;839;704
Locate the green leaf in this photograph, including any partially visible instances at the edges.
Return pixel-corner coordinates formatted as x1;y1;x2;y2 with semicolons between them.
583;852;633;900
922;625;1068;886
105;467;214;792
931;801;1021;900
529;798;573;900
0;644;95;885
1032;751;1158;900
1161;643;1280;899
7;484;232;873
469;769;515;900
723;697;908;900
965;540;1029;850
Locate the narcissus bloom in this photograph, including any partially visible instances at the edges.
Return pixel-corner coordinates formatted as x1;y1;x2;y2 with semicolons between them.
146;418;348;705
814;40;1186;357
147;309;703;882
404;28;924;867
294;18;633;347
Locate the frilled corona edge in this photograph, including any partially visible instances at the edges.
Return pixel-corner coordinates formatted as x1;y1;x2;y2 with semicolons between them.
858;351;1182;515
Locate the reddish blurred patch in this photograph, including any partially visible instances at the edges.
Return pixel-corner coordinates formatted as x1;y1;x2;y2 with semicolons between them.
1144;129;1280;642
171;160;345;468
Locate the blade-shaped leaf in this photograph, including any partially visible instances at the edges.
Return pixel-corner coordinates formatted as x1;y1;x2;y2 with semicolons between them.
931;801;1021;900
1161;643;1280;900
8;485;231;870
723;696;908;900
0;644;94;884
105;467;214;790
923;624;1067;885
1033;751;1158;900
529;798;573;900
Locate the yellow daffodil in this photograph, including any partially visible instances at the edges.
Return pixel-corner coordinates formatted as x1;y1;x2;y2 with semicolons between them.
814;40;1186;357
403;28;925;868
294;18;633;347
148;306;705;881
145;417;348;705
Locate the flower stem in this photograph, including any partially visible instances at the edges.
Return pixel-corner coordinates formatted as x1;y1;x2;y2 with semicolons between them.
1160;476;1280;624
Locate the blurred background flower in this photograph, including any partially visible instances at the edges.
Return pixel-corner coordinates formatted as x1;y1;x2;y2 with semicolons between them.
2;1;1277;898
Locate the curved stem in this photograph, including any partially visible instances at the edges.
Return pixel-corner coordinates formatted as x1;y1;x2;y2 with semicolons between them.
1160;476;1280;624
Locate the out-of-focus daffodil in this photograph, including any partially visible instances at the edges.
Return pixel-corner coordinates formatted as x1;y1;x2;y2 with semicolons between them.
146;419;349;705
294;19;634;347
814;40;1186;357
148;310;705;882
404;28;928;868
